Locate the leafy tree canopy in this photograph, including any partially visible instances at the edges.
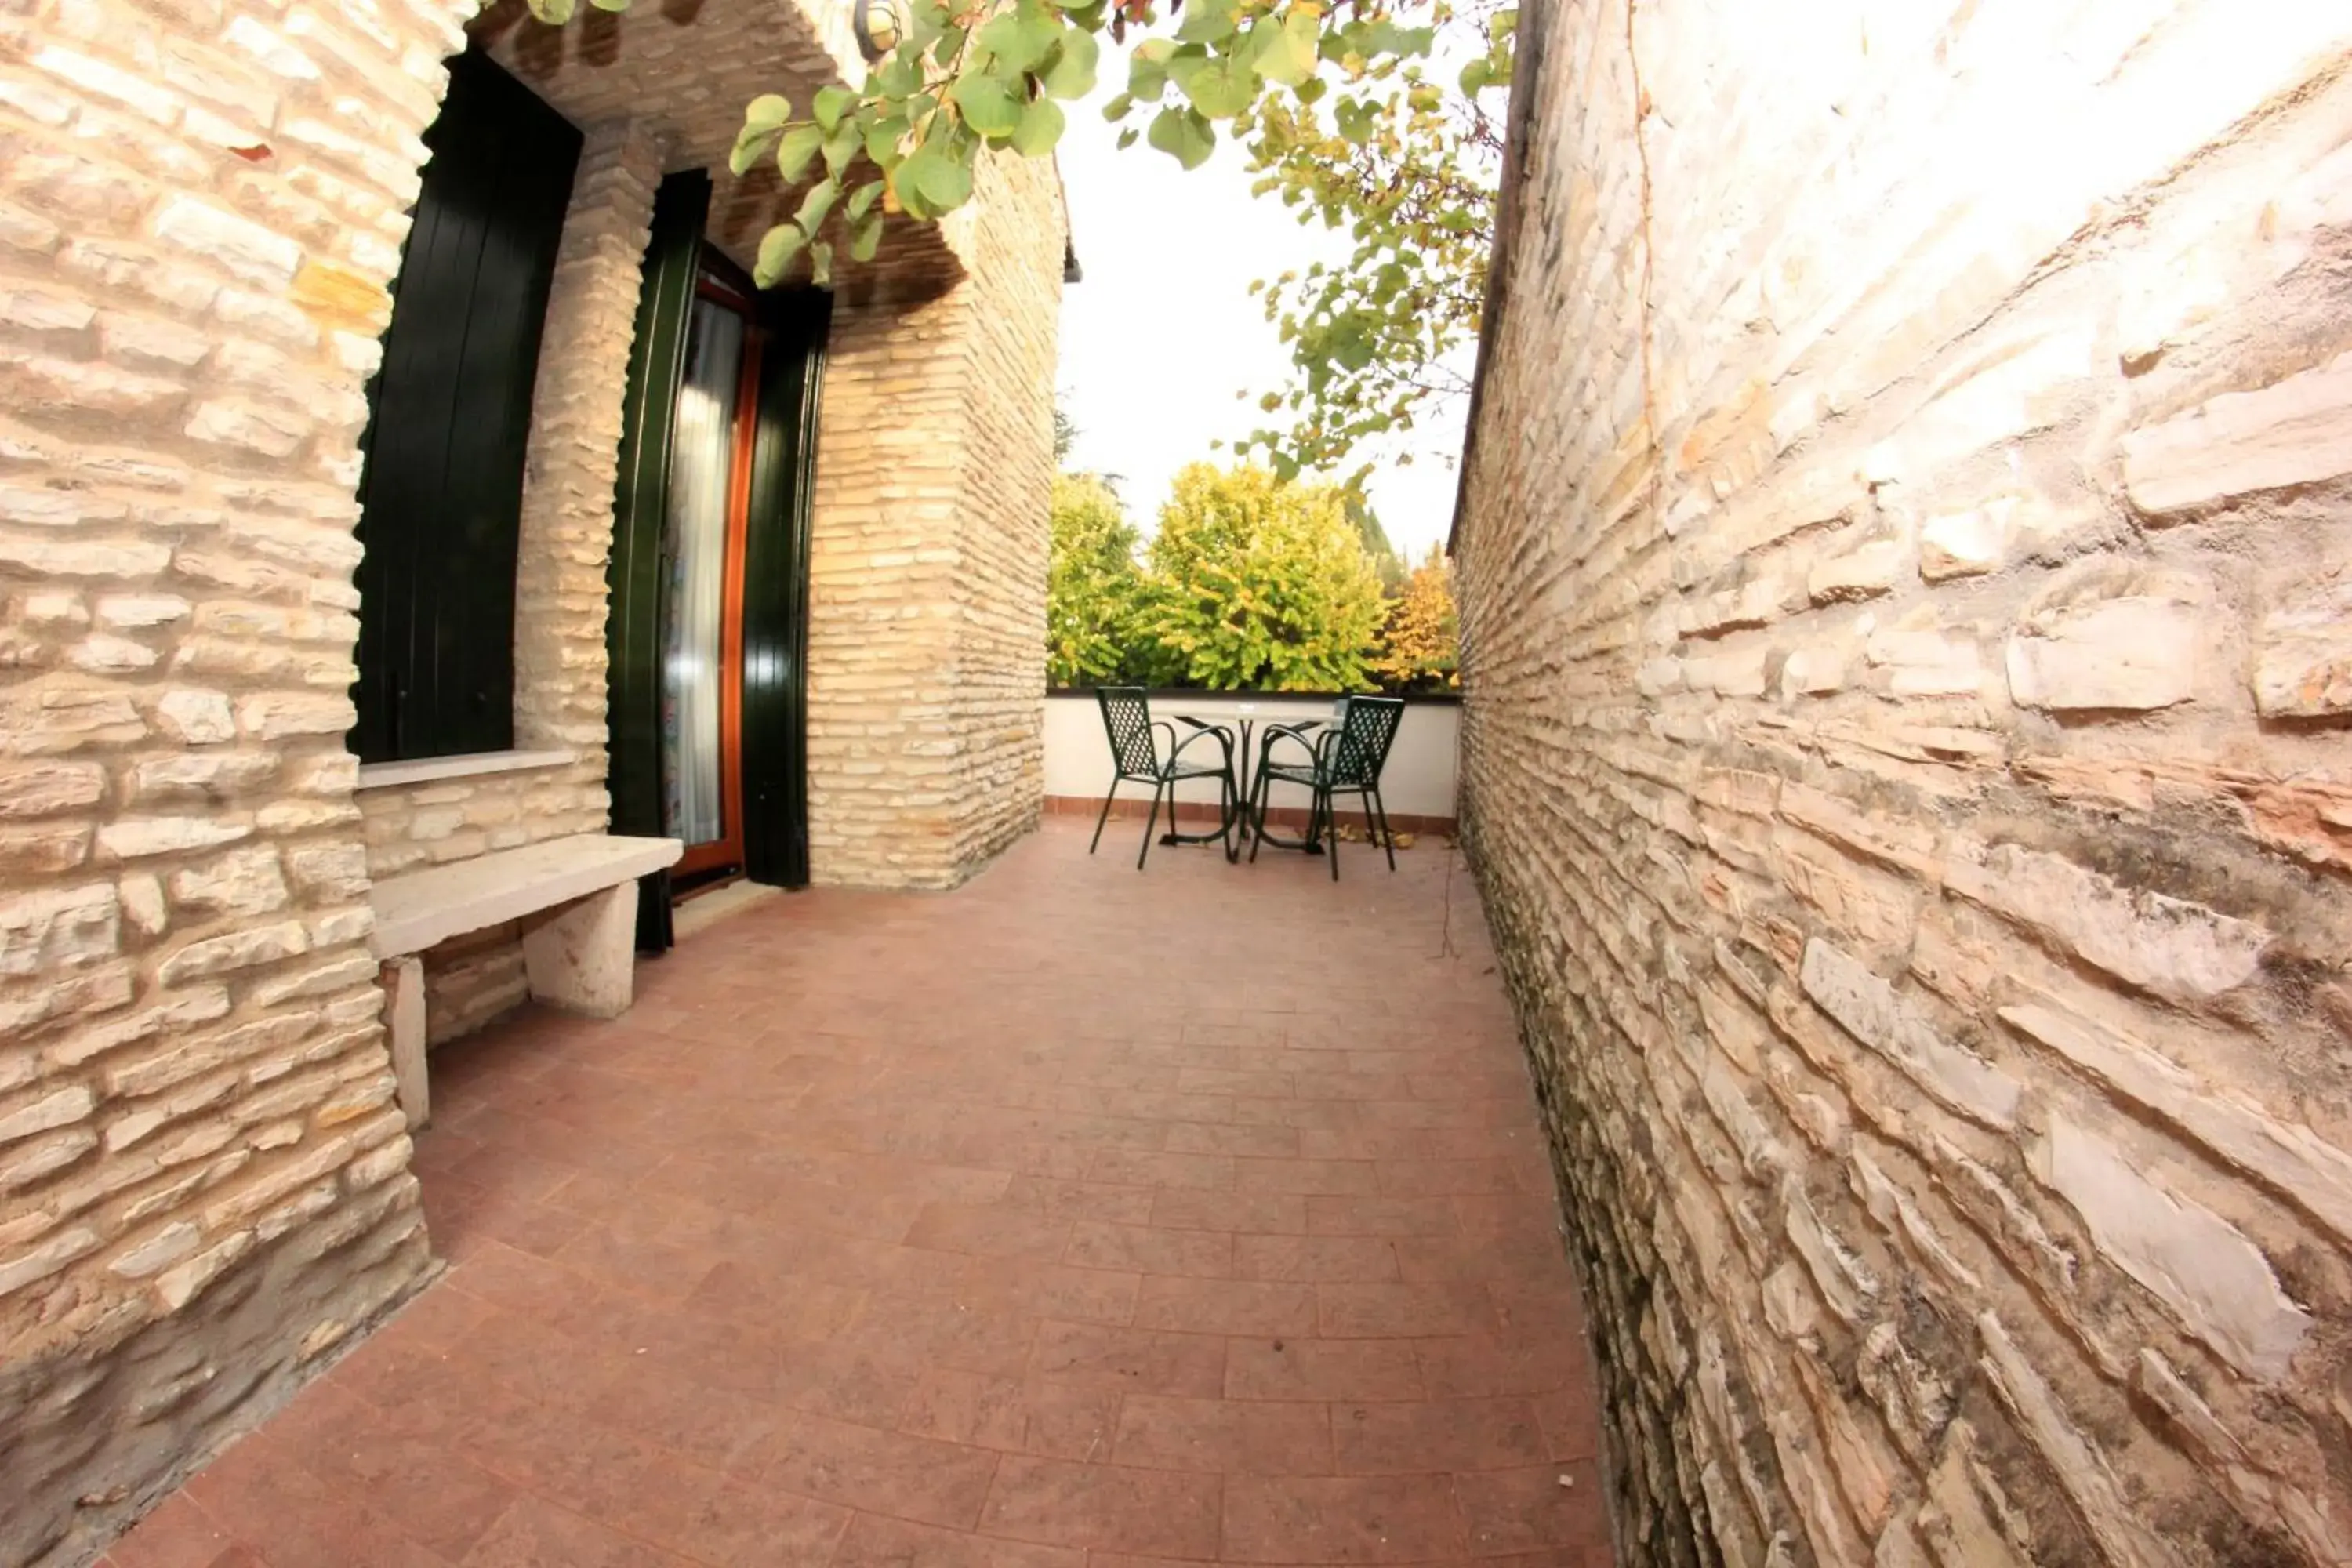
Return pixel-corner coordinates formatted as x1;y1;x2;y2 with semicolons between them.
1232;3;1512;488
1138;462;1387;691
1370;542;1457;691
521;0;1509;307
1045;472;1146;686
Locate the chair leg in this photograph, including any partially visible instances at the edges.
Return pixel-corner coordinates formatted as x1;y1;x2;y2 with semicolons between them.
1325;786;1341;880
1090;777;1122;855
1247;760;1270;862
1138;780;1164;870
1220;768;1239;861
1370;786;1396;871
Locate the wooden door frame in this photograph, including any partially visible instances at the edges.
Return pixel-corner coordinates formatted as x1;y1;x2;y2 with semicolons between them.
673;277;766;880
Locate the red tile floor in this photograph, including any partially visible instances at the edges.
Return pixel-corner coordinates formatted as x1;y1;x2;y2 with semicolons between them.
107;819;1612;1567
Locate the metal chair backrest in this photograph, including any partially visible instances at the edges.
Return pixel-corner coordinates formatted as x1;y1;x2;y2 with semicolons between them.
1096;686;1158;778
1325;695;1403;787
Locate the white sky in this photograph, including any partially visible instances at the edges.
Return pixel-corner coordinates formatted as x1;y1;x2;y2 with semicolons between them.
1053;71;1470;561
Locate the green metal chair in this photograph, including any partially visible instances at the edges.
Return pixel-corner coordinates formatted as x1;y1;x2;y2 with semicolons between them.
1248;695;1405;880
1090;687;1239;869
1244;697;1349;856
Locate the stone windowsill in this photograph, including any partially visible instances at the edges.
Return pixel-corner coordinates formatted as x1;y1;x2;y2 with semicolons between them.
354;749;577;792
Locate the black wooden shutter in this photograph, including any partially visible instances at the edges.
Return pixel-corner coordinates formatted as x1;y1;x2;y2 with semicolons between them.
350;50;582;764
607;171;712;953
742;290;831;890
606;170;711;843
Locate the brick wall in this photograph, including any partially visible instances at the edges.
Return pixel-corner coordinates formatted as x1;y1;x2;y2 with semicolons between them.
944;150;1061;873
1453;4;2352;1564
0;2;473;1562
805;150;1063;888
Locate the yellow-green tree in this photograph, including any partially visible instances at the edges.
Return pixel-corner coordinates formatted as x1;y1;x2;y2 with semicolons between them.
1140;463;1387;691
1046;473;1145;687
1372;545;1459;691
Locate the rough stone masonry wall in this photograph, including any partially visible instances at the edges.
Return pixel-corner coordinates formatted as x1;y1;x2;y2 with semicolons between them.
1454;3;2352;1566
353;112;659;1046
805;150;1062;889
0;1;476;1563
944;150;1061;873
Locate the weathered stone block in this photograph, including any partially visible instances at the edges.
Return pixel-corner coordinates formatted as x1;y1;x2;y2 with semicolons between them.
2122;350;2352;516
2252;567;2352;718
2030;1116;2308;1380
2005;595;2201;713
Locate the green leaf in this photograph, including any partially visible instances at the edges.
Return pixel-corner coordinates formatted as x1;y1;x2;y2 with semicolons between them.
809;240;834;286
1254;8;1319;86
949;72;1024;138
1174;0;1238;45
1147;105;1214;170
1011;95;1065;157
1102;93;1132;122
823;120;862;175
812;84;858;130
906;0;940;49
795;178;839;235
1039;27;1098;99
914;147;971;209
744;93;793;130
865;116;906;165
873;49;922;97
846;178;885;223
851;213;884;263
755;222;807;287
975;5;1061;72
895;146;971;219
729;123;782;177
1128;38;1174;100
588;0;629;9
1116;125;1139;150
775;123;826;182
528;0;575;20
1176;56;1256;119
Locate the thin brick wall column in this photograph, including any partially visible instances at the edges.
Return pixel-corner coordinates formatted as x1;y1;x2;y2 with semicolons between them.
944;151;1059;873
804;286;971;887
514;118;662;767
1452;3;2352;1565
805;151;1062;891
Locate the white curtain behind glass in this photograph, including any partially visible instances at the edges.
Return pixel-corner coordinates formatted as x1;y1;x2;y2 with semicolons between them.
660;298;743;848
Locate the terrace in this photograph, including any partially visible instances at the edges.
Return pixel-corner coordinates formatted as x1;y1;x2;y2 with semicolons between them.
102;821;1610;1568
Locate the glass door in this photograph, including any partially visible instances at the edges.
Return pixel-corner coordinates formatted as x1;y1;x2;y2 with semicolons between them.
661;274;763;877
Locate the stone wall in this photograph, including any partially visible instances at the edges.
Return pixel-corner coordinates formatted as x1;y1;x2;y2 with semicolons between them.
943;150;1062;873
1453;3;2352;1565
804;150;1062;888
0;2;473;1561
0;0;1062;1549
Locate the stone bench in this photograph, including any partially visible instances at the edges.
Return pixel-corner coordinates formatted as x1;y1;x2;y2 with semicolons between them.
368;833;682;1129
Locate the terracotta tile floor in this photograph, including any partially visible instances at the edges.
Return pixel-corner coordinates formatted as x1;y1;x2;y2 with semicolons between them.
108;820;1611;1568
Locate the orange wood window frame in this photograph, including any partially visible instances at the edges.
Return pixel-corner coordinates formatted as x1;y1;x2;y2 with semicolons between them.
673;282;767;880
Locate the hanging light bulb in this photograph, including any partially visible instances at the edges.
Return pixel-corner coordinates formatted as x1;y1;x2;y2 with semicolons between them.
853;0;908;61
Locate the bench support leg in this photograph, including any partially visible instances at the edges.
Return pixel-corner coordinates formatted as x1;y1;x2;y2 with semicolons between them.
522;882;637;1019
383;956;428;1131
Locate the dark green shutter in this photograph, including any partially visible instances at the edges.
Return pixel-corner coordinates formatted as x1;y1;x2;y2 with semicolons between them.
608;170;711;951
350;50;580;763
742;292;831;889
